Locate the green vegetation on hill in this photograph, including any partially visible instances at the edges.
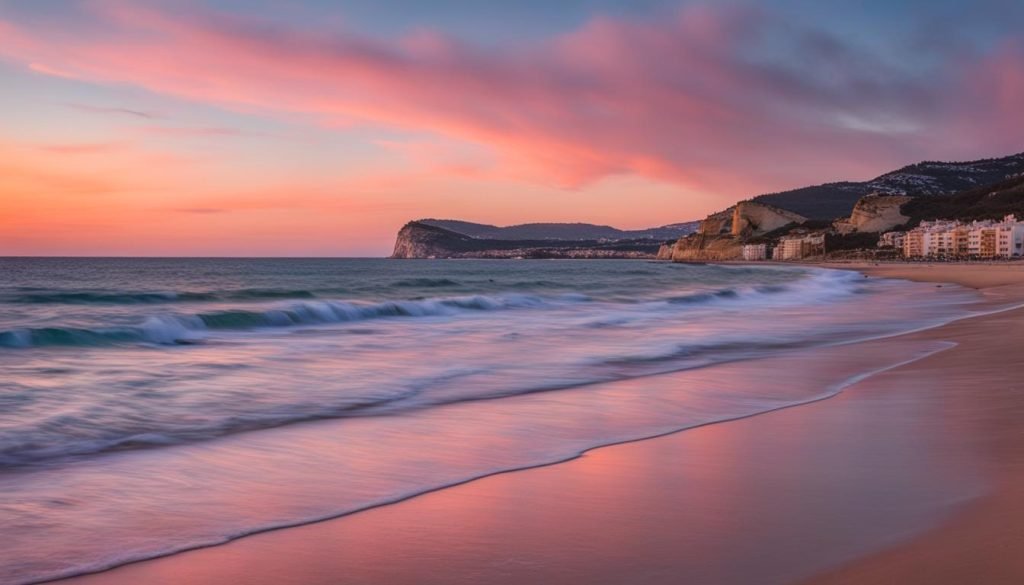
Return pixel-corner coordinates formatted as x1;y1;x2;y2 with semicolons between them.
751;152;1024;220
419;219;698;241
752;183;868;220
902;175;1024;226
391;221;671;258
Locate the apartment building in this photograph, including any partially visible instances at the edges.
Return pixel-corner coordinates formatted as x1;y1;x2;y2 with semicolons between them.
741;244;770;261
902;215;1024;259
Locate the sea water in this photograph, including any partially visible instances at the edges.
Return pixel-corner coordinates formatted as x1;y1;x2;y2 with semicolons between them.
0;258;982;583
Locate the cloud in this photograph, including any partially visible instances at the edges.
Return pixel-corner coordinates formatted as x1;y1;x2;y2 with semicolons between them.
1;1;1021;200
139;125;272;139
65;102;162;119
28;62;78;78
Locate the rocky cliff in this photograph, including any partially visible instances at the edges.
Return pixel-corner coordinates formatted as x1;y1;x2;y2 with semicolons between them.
670;234;744;261
656;243;674;260
833;194;912;234
666;201;807;261
731;201;807;237
390;221;469;258
698;208;735;236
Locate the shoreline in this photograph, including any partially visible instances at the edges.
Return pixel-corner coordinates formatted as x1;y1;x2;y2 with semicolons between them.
51;264;1024;585
800;262;1024;584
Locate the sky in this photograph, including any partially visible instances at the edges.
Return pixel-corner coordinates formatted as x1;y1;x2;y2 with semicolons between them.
1;0;1022;256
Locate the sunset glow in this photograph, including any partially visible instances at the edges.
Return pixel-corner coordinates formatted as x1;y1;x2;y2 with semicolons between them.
1;0;1022;256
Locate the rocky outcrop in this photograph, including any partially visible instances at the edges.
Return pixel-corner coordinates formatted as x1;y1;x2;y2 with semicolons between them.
666;193;907;261
656;243;675;260
731;201;807;237
391;221;469;258
833;194;912;234
660;202;806;262
699;208;734;236
670;234;743;261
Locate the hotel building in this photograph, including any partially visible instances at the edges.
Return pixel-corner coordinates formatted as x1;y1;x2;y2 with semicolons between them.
897;215;1024;259
741;243;770;261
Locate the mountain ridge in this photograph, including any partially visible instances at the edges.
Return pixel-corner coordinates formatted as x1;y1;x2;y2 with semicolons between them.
418;219;699;241
750;151;1024;219
390;221;679;259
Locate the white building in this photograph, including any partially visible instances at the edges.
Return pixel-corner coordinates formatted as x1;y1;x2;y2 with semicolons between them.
775;234;824;260
902;215;1024;259
742;243;769;261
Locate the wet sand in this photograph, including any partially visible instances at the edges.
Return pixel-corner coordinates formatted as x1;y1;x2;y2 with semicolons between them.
804;263;1024;584
55;264;1024;585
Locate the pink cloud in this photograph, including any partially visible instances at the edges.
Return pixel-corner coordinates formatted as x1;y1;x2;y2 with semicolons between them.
139;125;251;138
37;141;128;155
28;62;79;78
1;1;1021;202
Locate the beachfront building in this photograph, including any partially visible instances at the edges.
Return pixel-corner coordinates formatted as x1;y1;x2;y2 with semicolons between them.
903;229;925;258
902;215;1024;259
777;237;803;260
774;233;825;261
742;243;770;261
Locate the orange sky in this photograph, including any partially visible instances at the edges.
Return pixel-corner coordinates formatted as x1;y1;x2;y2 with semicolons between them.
1;1;1022;256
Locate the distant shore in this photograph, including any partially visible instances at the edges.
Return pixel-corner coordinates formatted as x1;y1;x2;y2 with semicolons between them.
56;264;1024;585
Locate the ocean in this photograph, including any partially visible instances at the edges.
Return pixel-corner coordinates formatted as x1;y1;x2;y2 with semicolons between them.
0;258;982;584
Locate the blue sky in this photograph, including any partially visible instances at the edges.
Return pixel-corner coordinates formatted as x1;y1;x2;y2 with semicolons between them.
0;0;1021;255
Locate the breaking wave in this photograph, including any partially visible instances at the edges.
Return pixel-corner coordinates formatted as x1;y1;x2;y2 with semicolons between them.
0;293;583;348
0;271;863;349
3;288;318;304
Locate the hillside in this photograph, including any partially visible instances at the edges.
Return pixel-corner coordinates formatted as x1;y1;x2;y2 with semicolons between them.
751;152;1024;219
391;221;671;259
901;175;1024;225
419;219;699;241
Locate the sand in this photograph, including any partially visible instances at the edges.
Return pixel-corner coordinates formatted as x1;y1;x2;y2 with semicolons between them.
803;263;1024;584
54;263;1024;585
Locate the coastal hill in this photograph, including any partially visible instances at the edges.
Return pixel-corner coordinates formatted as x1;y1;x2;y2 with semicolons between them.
418;219;699;241
392;152;1024;260
902;174;1024;224
751;152;1024;219
665;150;1024;262
391;220;698;259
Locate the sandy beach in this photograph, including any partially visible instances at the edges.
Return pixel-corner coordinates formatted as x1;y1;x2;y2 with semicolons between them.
52;263;1024;585
804;263;1024;584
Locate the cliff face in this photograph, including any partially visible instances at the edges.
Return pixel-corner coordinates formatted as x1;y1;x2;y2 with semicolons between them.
661;201;806;262
833;194;912;234
656;243;674;260
670;234;743;261
699;208;734;236
391;221;473;258
731;201;807;237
